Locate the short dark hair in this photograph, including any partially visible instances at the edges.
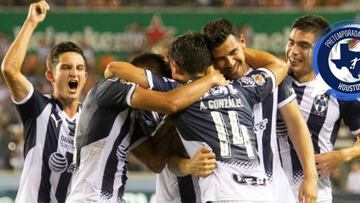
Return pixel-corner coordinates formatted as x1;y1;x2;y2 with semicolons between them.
46;41;87;70
168;32;212;75
130;53;171;78
291;15;331;38
202;18;238;50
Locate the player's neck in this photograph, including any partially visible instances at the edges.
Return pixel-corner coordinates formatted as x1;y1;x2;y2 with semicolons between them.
54;96;80;117
293;71;316;83
62;100;79;118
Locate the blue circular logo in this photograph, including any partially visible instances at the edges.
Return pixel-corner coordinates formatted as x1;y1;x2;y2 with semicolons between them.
313;22;360;100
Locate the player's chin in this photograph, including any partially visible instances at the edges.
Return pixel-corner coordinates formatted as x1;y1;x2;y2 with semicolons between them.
289;65;303;73
66;91;81;100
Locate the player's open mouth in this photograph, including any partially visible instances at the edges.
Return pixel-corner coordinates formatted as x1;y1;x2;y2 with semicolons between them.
68;80;78;92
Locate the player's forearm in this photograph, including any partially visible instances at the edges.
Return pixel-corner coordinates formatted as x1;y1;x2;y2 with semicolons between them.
244;48;288;86
166;74;215;112
131;139;168;173
1;20;37;78
105;61;150;88
244;48;280;69
338;138;360;162
281;103;317;180
168;155;192;176
288;121;317;179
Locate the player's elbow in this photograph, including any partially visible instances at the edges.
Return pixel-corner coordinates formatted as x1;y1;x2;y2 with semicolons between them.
1;62;16;79
156;96;180;114
162;100;181;114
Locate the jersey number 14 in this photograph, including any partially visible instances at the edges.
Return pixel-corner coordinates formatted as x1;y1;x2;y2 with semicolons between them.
211;111;255;159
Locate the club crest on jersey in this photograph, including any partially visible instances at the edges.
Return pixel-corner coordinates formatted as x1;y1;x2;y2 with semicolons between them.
251;74;266;86
312;94;329;115
239;76;256;87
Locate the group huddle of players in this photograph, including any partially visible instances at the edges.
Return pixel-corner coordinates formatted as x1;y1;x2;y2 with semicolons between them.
2;1;360;203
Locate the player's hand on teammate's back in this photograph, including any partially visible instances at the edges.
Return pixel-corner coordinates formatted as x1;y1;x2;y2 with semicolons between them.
188;146;216;177
27;0;49;25
206;65;229;87
316;137;360;175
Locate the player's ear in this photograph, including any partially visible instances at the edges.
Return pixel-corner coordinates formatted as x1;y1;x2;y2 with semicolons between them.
45;68;55;82
239;33;246;48
170;60;181;75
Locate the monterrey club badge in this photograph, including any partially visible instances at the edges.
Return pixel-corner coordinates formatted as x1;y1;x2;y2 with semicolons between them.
313;22;360;100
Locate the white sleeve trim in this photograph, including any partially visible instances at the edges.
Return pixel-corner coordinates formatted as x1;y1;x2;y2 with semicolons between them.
128;136;149;151
126;84;137;107
258;68;276;92
12;83;34;105
352;128;360;136
145;69;154;90
278;94;296;109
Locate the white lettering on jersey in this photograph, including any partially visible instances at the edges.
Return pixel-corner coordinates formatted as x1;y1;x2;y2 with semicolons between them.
200;97;244;110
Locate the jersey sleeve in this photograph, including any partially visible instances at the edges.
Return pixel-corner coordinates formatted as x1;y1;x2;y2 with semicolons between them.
339;100;360;135
277;76;296;108
145;69;181;92
129;110;160;150
14;84;52;144
235;68;275;105
14;84;49;120
96;77;136;108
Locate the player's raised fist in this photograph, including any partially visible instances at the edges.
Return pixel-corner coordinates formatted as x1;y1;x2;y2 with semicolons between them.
27;0;50;24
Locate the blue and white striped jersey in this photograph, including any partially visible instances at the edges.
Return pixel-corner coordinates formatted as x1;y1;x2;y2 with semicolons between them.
277;76;360;202
14;85;81;203
67;78;136;203
147;68;276;202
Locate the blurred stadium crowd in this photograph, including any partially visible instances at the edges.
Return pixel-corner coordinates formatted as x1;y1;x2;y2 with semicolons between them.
0;0;349;8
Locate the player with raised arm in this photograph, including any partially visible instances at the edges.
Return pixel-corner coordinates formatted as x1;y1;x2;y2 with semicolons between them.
1;1;88;202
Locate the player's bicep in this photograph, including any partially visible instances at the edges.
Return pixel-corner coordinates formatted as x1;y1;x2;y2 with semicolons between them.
106;61;150;88
3;71;32;102
279;100;305;127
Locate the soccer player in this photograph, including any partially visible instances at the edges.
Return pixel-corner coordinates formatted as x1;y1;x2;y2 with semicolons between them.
150;37;294;203
277;15;360;203
105;32;288;202
66;56;228;202
202;18;318;203
1;1;87;202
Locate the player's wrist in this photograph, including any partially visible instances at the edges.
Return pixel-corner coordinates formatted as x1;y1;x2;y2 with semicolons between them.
303;172;318;183
24;19;38;29
342;147;358;162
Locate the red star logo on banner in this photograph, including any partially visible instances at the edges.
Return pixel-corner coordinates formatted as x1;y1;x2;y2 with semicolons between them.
146;15;175;45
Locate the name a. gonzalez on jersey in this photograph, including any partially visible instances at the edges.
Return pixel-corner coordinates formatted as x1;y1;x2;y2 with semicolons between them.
200;97;244;110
